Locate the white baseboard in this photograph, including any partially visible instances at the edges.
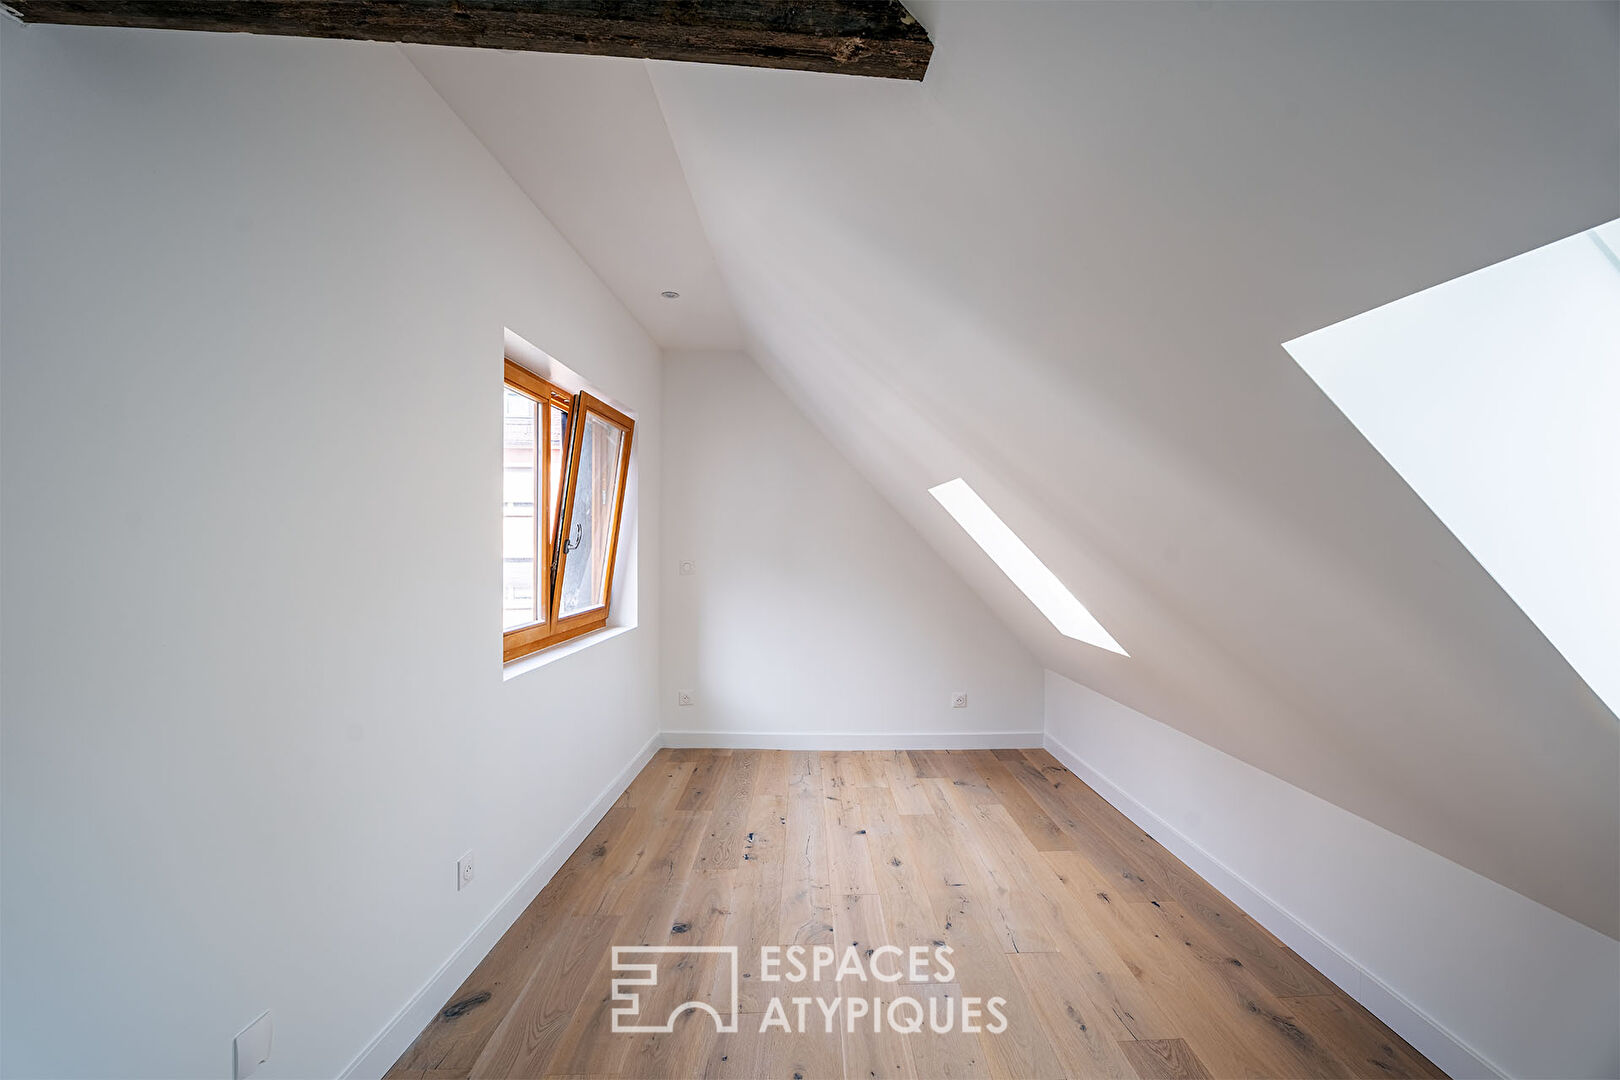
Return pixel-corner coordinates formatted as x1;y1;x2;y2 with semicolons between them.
338;730;662;1080
1042;732;1505;1080
660;729;1044;750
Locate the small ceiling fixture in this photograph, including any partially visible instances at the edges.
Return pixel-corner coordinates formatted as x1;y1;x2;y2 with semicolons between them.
660;290;680;299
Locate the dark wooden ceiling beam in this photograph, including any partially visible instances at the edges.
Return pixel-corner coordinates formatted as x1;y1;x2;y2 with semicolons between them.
3;1;933;79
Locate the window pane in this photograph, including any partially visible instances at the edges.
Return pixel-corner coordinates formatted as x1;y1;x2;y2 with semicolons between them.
558;413;626;618
503;388;539;629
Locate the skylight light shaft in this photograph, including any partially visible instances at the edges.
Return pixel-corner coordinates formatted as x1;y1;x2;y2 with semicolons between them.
929;478;1127;655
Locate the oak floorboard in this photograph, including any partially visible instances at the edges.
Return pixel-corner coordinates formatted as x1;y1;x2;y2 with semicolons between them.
677;753;733;812
940;750;1002;803
466;915;621;1078
904;749;953;778
976;755;1071;852
825;786;881;896
1277;993;1450;1080
859;787;940;958
702;1015;765;1079
694;750;761;871
930;783;1070;954
1120;1037;1216;1080
840;993;918;1080
894;803;1066;1079
904;984;991;1079
824;749;884;792
871;749;934;815
756;1016;844;1080
639;753;705;815
729;838;787;1011
389;749;1445;1080
1008;950;1137;1078
781;753;835;953
754;750;793;798
1002;755;1162;900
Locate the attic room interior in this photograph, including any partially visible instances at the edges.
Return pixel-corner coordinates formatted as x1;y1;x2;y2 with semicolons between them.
0;1;1616;1078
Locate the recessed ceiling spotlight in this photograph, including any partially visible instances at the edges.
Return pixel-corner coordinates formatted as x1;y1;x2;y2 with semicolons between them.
660;290;680;299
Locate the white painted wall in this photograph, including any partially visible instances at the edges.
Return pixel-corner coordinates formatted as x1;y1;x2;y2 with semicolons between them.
1045;671;1620;1080
0;20;661;1079
660;351;1042;745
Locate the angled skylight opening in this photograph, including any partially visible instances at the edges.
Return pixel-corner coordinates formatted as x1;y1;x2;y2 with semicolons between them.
1283;219;1620;717
929;478;1127;655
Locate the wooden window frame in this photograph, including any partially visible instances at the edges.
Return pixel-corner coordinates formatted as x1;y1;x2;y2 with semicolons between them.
502;362;634;664
549;391;635;641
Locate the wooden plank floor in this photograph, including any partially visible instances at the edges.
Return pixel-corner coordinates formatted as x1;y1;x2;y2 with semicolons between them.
387;749;1447;1079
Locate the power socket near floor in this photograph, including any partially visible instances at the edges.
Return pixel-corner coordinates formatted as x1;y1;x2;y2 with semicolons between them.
457;850;475;891
233;1010;272;1080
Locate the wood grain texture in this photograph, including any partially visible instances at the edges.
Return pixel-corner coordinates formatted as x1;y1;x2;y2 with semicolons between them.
6;0;933;79
386;748;1447;1079
1119;1038;1215;1080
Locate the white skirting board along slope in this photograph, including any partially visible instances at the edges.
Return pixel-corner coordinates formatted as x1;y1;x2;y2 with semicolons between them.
339;731;661;1080
1042;732;1505;1080
661;729;1044;750
1043;669;1620;1080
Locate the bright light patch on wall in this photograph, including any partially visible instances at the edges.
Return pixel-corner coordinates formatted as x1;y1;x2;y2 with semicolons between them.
1283;220;1619;717
930;478;1127;655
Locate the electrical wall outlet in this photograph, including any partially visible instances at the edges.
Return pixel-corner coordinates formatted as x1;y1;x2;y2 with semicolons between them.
676;689;696;707
951;692;969;709
233;1010;273;1080
457;850;475;891
678;559;696;576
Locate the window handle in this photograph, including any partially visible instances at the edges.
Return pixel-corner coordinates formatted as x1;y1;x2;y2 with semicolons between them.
562;521;582;554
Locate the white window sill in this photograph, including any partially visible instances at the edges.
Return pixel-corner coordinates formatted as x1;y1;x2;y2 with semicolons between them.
502;624;633;682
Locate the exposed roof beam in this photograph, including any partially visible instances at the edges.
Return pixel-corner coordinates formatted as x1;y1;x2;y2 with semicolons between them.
3;0;933;80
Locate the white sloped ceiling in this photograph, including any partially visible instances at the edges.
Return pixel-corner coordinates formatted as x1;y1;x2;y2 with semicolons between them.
403;45;744;351
643;0;1619;936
